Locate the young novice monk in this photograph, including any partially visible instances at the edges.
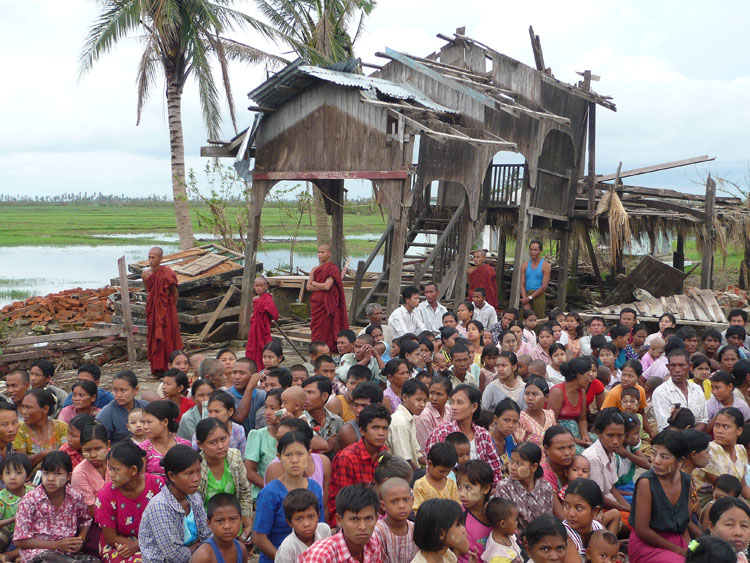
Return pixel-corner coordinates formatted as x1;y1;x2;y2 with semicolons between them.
373;477;418;563
245;276;279;371
274;489;331;563
190;493;247;563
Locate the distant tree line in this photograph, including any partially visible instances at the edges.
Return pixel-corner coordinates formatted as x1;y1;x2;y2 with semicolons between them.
0;192;379;213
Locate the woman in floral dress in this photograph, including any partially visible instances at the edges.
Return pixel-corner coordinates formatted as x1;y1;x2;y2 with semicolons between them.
95;441;164;563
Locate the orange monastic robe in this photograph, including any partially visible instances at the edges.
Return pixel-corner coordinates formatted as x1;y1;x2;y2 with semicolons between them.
468;263;498;309
309;262;348;352
145;266;182;374
245;292;279;370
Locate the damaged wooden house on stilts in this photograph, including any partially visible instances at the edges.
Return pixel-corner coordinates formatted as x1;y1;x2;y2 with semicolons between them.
204;27;745;338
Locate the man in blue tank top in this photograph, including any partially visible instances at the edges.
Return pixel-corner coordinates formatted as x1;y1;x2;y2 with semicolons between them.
520;240;550;319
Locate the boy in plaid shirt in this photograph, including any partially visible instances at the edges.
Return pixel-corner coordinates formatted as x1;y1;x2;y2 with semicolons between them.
298;484;382;563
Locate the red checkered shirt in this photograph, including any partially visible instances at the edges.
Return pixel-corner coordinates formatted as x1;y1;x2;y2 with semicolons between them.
424;421;504;485
328;439;387;524
298;530;383;563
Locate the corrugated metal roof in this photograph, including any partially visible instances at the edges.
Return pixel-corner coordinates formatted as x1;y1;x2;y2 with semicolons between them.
247;59;457;114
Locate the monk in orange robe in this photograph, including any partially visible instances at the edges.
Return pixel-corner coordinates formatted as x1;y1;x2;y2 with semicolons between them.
245;276;279;369
307;244;348;352
143;247;183;376
468;249;498;309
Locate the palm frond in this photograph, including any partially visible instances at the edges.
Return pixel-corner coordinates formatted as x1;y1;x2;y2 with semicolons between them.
189;35;222;139
218;36;290;67
136;37;161;126
211;33;238;134
79;0;144;76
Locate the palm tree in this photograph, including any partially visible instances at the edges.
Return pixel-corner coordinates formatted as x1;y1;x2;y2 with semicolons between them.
80;0;287;249
254;0;375;253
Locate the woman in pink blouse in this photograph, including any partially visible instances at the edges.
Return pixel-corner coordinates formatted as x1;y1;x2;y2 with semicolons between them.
138;401;191;475
415;375;452;451
71;422;111;555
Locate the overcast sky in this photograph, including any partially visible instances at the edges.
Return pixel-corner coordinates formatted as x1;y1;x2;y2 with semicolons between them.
2;1;748;200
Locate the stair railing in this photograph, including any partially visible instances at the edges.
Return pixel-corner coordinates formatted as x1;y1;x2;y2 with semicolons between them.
413;199;465;287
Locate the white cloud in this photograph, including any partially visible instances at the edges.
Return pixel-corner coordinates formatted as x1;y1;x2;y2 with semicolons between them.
1;0;748;199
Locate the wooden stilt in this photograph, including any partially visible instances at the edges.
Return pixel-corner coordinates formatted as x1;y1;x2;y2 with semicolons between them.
587;102;597;218
239;181;271;339
701;175;716;290
585;230;607;300
510;186;531;307
558;228;571;310
496;231;507;306
674;233;685;294
453;196;473;310
329;180;345;269
386;179;409;316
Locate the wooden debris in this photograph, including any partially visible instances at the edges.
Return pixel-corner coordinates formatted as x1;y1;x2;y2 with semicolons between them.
589;288;728;326
602;255;688;306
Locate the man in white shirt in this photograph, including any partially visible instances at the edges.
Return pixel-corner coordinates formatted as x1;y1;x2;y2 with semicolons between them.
388;286;426;339
652;348;708;431
472;287;498;329
417;283;447;334
580;316;611;356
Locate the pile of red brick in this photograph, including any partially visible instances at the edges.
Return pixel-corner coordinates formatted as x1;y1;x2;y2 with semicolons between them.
0;287;117;329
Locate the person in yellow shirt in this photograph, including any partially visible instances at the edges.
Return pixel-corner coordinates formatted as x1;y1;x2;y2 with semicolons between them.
412;442;460;510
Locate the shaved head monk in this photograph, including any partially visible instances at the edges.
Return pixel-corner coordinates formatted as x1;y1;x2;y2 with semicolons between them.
245;276;279;370
306;244;348;352
143;246;182;376
468;249;498;309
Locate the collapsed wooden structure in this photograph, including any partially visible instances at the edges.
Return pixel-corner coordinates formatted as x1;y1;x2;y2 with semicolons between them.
203;26;734;338
204;27;619;336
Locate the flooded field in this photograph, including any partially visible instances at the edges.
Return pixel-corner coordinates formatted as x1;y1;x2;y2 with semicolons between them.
0;238;383;307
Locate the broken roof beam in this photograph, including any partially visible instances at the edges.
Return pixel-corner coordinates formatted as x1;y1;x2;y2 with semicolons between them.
390;109;516;149
597;155;715;182
379;48;570;125
450;33;617;111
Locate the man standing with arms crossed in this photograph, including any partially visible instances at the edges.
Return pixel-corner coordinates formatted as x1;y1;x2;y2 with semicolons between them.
307;244;348;353
143;247;182;377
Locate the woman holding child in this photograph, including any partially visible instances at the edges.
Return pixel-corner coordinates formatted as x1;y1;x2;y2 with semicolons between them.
548;359;594;453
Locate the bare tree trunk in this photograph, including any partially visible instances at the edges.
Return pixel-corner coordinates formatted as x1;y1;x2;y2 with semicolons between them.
166;78;196;249
313;187;331;246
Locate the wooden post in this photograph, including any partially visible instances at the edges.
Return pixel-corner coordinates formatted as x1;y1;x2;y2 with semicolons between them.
349;261;366;326
740;241;750;290
584;230;607;300
453;195;473;310
701;175;716;290
239;181;271;340
386;180;409;316
510;186;532;307
496;231;507;305
117;256;137;362
674;233;685;294
587;102;597;218
557;228;571;310
329;180;345;269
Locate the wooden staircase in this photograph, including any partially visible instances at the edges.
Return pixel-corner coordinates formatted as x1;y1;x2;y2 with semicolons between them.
352;163;525;324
